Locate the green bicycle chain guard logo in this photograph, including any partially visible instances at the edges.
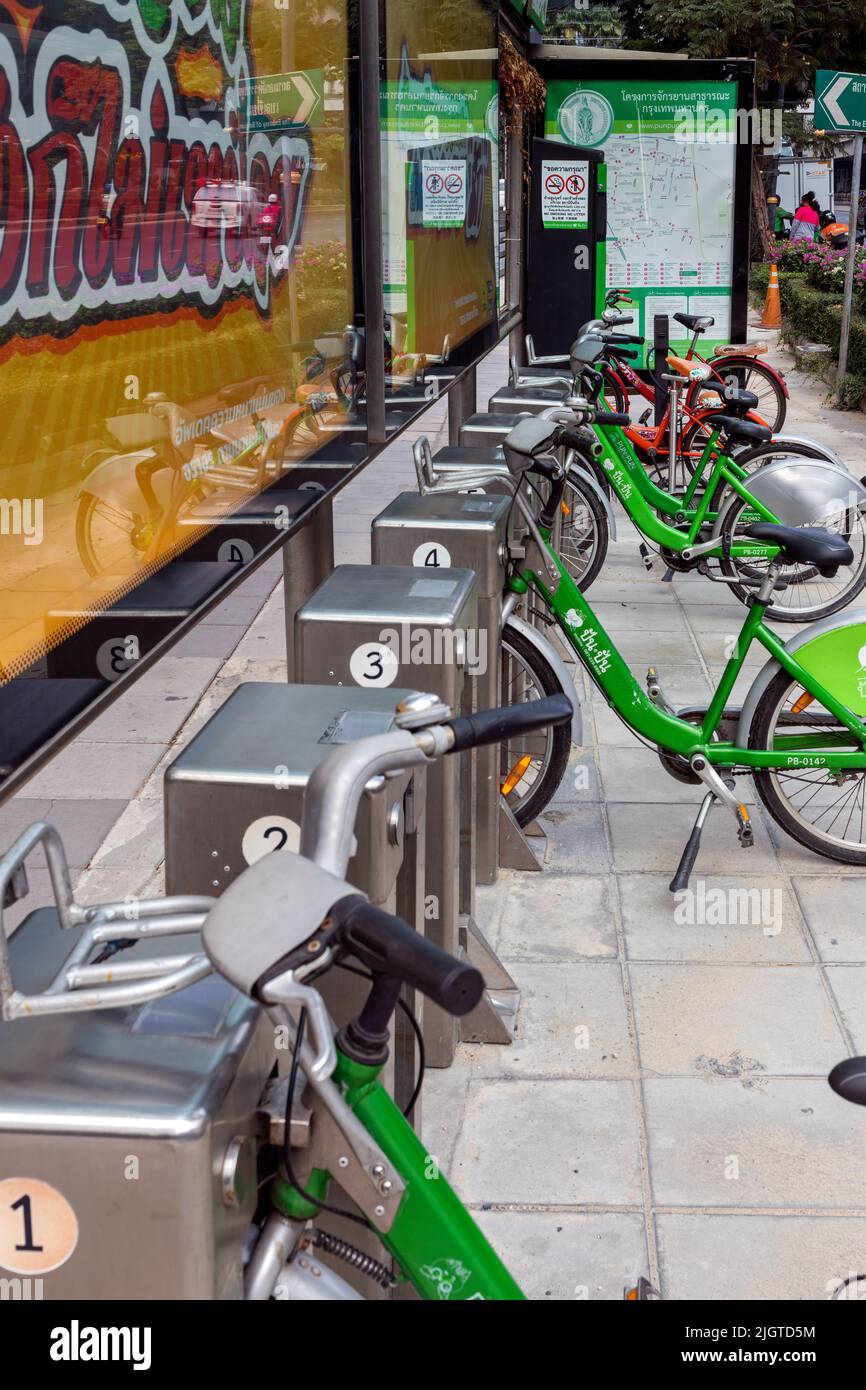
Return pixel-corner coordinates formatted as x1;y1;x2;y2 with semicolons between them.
557;90;614;148
794;626;866;717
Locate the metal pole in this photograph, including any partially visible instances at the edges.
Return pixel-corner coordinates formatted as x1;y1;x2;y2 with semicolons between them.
359;0;387;444
838;133;863;391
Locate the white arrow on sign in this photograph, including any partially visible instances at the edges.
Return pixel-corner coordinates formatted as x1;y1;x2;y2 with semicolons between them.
292;73;320;126
823;73;853;125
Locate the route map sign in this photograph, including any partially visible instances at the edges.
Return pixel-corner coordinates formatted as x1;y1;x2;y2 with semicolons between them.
541;160;589;229
545;78;737;356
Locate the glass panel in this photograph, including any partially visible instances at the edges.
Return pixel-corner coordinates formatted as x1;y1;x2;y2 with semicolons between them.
0;0;357;783
381;0;499;424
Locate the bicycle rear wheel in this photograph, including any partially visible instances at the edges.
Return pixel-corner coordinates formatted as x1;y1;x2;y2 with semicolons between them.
689;357;787;433
500;623;572;825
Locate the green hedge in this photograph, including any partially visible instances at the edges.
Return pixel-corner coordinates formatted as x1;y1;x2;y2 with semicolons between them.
749;266;866;404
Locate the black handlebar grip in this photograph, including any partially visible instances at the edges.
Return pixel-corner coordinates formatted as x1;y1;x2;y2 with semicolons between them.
333;897;484;1017
606;346;638;361
605;333;644;346
595;412;632;427
446;692;574;754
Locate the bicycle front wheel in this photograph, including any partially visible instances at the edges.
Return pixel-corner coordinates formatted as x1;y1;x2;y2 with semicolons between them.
748;668;866;865
560;470;610;592
500;623;572;826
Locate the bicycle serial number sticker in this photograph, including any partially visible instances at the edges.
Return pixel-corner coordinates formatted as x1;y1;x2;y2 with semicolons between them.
241;816;301;866
0;1177;79;1275
349;641;400;688
413;542;452;570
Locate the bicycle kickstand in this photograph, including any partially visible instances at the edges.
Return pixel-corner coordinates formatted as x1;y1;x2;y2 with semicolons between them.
669;755;753;894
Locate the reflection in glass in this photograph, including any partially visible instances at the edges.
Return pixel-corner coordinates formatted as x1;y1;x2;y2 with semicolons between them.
0;0;356;695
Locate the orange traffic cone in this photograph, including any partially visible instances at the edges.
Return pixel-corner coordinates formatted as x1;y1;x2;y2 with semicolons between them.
762;263;782;329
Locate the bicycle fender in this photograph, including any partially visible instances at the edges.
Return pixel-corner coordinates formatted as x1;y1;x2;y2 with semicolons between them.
504;613;583;748
735;608;866;747
711;457;866;536
565;458;618;540
77;448;161;511
767;434;847;470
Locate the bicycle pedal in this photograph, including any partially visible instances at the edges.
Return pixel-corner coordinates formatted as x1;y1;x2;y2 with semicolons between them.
638;542;655;572
736;803;754;847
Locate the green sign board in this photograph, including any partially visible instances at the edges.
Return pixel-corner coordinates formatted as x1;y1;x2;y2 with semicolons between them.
545;78;738;361
240;70;324;133
815;69;866;133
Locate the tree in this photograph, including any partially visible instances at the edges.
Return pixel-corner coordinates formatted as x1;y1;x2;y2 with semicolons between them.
621;1;866;253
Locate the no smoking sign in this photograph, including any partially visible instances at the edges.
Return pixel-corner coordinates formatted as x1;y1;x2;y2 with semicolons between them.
541;159;590;230
422;159;467;228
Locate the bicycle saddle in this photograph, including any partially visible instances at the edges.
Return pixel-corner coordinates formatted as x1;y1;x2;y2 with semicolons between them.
743;523;854;575
709;414;772;445
829;1056;866;1107
673;312;715;332
698;385;760;413
203;852;353;997
104;413;170;450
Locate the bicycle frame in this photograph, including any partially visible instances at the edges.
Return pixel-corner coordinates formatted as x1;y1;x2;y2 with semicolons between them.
586;415;780;558
511;525;866;773
272;1047;525;1300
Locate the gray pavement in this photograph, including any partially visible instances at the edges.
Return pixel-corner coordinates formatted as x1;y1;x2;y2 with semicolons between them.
4;328;866;1299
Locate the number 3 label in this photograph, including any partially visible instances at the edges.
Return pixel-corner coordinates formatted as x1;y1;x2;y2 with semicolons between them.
349;641;399;688
412;542;451;570
0;1177;79;1275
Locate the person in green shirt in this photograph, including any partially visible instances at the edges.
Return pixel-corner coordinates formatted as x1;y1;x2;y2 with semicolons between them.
773;205;793;238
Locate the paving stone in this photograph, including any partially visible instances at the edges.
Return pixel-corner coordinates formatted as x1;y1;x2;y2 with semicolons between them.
460;962;632;1079
23;740;165;800
607;801;779;875
823;965;866;1052
644;1078;865;1207
630;963;845;1075
656;1213;866;1301
794;877;866;961
535;803;610;874
617;873;811;963
474;1211;649;1301
450;1078;642;1206
495;873;618;960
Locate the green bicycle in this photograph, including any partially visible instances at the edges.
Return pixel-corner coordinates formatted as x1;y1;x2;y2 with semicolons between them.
559;338;866;622
499;412;866;883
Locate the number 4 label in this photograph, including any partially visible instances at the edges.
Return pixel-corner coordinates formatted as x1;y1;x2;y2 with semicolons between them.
412;542;451;570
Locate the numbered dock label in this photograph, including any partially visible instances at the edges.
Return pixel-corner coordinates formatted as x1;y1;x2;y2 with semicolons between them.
412;542;452;570
349;641;400;688
242;816;301;865
0;1177;79;1275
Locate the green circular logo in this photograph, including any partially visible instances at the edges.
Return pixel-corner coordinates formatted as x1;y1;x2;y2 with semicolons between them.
557;90;614;148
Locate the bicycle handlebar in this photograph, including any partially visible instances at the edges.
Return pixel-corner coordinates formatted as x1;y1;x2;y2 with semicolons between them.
445;693;574;753
331;896;484;1017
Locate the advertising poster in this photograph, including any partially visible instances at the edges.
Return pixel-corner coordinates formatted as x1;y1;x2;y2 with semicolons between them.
406;134;497;356
0;0;354;685
545;79;738;358
381;45;498;317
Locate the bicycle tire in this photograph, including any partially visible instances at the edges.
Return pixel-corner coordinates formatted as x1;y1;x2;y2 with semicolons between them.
687;357;787;433
500;623;572;826
748;667;866;865
715;479;866;622
561;470;610;592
